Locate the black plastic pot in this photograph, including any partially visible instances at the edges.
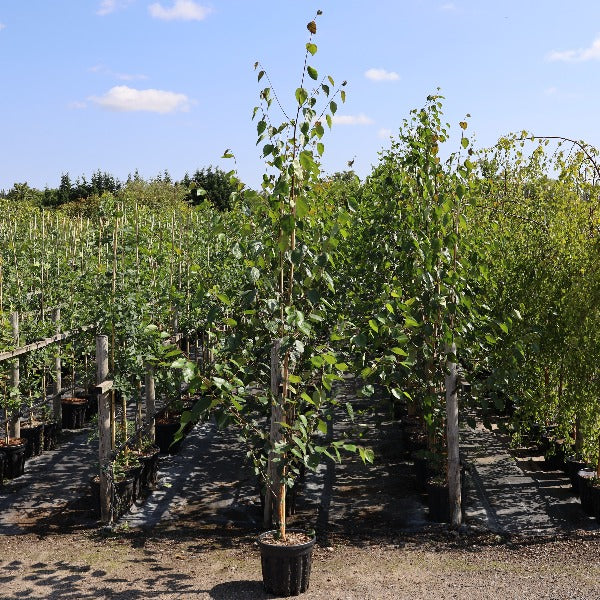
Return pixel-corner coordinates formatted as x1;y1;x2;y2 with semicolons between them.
42;421;59;451
20;423;44;459
578;469;596;515
90;475;101;518
61;397;88;429
412;454;430;492
0;439;27;478
544;442;566;471
113;476;135;519
155;420;182;454
258;530;316;597
426;480;451;523
139;446;161;489
566;458;588;494
84;391;99;421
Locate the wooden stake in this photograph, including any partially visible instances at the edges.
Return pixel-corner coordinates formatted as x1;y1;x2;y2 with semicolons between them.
9;312;20;439
52;308;62;425
265;340;284;530
445;342;461;527
145;365;156;442
96;335;112;524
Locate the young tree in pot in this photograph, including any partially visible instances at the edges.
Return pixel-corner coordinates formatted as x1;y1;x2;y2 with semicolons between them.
174;12;378;596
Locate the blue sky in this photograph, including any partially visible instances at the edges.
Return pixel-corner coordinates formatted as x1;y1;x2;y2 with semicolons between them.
1;1;600;191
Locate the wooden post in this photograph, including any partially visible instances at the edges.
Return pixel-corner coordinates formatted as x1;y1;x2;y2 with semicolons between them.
264;339;283;529
110;390;116;450
52;308;62;425
145;365;156;441
96;335;112;524
9;312;20;439
445;342;461;527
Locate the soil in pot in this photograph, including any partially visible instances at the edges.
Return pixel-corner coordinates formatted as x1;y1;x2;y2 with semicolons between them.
20;422;44;459
61;397;88;429
258;530;316;597
0;438;27;478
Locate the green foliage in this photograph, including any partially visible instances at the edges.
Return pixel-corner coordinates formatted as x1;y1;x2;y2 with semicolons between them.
182;166;239;211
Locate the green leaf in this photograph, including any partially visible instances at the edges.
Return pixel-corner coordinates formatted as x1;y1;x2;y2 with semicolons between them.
340;90;346;103
329;100;337;115
216;293;231;306
391;347;408;356
461;137;469;149
359;447;374;464
307;65;318;80
296;196;309;219
306;42;317;56
295;87;308;106
368;319;379;333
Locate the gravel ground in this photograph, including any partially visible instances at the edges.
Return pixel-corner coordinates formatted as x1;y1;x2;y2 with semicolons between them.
0;528;599;599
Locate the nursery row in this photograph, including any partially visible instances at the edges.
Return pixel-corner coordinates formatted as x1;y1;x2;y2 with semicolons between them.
1;90;600;537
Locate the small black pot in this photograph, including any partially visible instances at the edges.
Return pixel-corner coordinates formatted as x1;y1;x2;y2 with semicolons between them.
412;454;430;492
566;458;588;494
258;530;316;597
90;475;101;518
544;442;566;471
61;397;88;429
155;420;183;454
113;476;135;519
139;446;161;489
42;421;59;451
577;469;596;515
20;423;44;459
427;480;451;523
0;439;27;478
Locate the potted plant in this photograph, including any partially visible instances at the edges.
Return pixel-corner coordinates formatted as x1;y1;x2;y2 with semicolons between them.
0;374;27;478
173;12;380;596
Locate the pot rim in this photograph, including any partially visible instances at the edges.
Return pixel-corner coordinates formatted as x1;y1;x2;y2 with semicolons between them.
258;528;316;550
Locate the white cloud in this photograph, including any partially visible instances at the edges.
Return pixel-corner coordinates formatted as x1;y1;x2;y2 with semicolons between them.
332;114;374;126
89;86;192;113
97;0;134;16
378;128;392;139
149;0;212;21
68;101;87;110
440;2;457;10
547;36;600;62
0;23;6;31
365;68;400;82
